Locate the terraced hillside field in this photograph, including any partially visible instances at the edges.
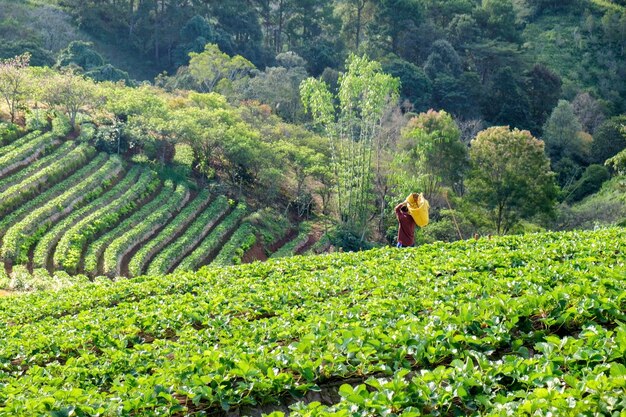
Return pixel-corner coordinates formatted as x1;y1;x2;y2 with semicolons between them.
0;227;625;416
0;127;310;286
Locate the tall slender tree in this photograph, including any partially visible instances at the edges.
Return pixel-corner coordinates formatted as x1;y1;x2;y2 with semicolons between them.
301;54;399;239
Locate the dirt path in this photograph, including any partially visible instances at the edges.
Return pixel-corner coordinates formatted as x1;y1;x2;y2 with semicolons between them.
0;290;13;297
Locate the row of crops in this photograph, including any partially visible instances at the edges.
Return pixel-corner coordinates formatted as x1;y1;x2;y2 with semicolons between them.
0;127;313;288
0;227;624;415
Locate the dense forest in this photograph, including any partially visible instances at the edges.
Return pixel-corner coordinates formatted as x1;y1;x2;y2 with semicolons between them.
0;0;625;250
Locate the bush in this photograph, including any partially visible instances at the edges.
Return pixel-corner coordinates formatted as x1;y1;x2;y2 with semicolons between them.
0;122;22;145
0;263;9;289
330;225;373;252
51;115;72;136
564;164;611;203
78;123;97;142
422;210;473;243
25;109;51;131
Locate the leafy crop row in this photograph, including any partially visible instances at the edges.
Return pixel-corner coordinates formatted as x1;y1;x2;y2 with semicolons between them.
54;168;159;274
177;203;248;271
0;131;60;178
32;167;144;270
0;228;624;415
270;222;312;259
146;195;230;275
127;190;212;277
3;265;91;292
0;129;40;157
76;167;157;275
0;143;95;215
0;153;109;240
0;141;75;193
101;181;190;277
0;155;123;264
210;211;255;267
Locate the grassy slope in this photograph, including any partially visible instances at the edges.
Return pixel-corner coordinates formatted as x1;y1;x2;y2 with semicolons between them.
0;227;625;415
558;176;626;229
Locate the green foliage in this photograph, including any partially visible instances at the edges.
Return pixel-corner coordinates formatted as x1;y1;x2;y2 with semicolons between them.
234;52;309;122
606;147;626;173
270;222;312;259
543;100;586;166
246;208;289;247
483;66;532;130
127;190;212;277
188;44;255;94
0;143;95;216
40;69;99;129
0;122;21;146
590;116;626;164
210;209;256;267
564;164;611;203
0;228;624;414
557;176;626;229
468;126;558;234
0;53;32;123
301;54;399;236
56;41;105;71
0;130;59;178
54;168;159;274
102;182;189;277
1;155;122;264
381;55;432;112
397;110;468;198
147;195;230;275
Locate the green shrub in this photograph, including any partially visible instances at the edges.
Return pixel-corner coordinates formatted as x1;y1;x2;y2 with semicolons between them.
0;122;22;145
25;109;50;131
0;263;9;289
565;164;611;203
51;115;72;136
77;122;97;142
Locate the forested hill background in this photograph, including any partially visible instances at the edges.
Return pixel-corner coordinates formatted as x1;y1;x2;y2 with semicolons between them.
3;0;626;128
2;0;625;120
0;0;625;252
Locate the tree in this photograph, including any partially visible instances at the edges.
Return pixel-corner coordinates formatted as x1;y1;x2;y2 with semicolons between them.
381;55;431;111
542;100;586;164
423;40;462;80
42;70;99;130
172;15;216;68
234;52;308;122
590;116;626;164
467;126;557;234
398;110;468;199
476;0;520;43
525;64;562;135
56;41;105;71
188;44;255;93
301;54;399;240
572;92;605;134
483;66;532;129
0;53;31;123
336;0;374;50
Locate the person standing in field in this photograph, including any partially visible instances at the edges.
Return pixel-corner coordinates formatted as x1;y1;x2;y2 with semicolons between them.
395;192;429;247
395;200;417;247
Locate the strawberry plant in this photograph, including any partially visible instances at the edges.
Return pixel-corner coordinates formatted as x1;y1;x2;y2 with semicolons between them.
0;228;623;416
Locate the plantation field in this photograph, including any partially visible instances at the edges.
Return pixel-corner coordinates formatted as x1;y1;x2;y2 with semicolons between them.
0;127;309;288
0;227;625;416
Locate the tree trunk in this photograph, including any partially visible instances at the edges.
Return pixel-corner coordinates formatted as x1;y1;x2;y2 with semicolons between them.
355;0;364;49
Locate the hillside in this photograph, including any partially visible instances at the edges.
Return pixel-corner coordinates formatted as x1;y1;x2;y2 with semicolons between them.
0;124;313;287
0;227;625;415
